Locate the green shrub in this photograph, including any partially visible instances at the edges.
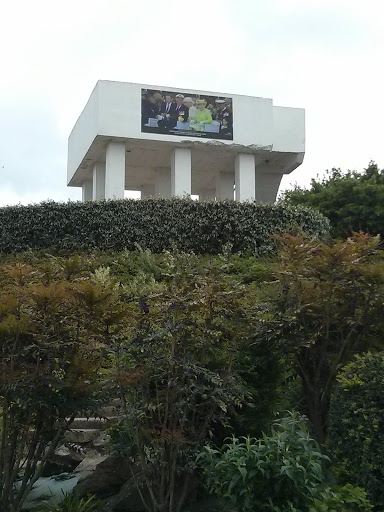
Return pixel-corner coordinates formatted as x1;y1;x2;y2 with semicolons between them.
198;412;372;512
197;412;328;512
0;198;329;255
40;493;104;512
309;484;372;512
328;352;384;510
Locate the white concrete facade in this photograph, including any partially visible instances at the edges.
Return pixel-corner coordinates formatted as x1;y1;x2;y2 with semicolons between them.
68;81;305;203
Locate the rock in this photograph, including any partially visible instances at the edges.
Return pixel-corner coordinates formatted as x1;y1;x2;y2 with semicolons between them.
104;476;143;512
69;417;117;430
41;445;85;477
76;456;201;511
75;456;133;499
93;433;110;451
75;450;108;472
65;428;101;444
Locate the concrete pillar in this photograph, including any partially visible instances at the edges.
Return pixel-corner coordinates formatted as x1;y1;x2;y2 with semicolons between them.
171;148;191;197
235;154;255;202
216;172;234;200
82;180;93;201
255;171;284;203
105;142;125;199
155;168;171;197
141;183;156;199
93;162;106;200
199;189;216;201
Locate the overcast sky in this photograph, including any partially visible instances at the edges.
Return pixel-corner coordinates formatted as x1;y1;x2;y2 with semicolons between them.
1;0;383;206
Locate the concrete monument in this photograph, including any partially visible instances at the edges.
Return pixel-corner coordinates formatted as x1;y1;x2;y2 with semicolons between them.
67;81;305;202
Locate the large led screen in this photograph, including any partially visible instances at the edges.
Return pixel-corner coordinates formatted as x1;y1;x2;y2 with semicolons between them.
141;89;233;140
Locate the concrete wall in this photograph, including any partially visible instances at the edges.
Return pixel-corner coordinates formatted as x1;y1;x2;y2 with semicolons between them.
68;81;283;184
273;106;305;153
97;81;273;147
67;81;305;203
67;84;99;184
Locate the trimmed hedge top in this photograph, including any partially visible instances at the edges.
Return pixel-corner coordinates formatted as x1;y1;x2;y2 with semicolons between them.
0;198;329;255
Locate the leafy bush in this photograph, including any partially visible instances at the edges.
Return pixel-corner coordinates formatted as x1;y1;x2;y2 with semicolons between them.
197;412;328;511
328;352;384;510
198;412;372;512
309;484;372;512
40;493;104;512
280;161;384;238
0;198;329;255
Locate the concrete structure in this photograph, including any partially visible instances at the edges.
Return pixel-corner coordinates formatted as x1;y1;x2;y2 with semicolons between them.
68;81;305;202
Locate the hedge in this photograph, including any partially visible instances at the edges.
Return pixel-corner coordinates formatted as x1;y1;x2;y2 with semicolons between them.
0;198;330;255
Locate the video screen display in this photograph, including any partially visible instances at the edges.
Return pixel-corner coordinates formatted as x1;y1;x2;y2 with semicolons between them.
141;88;233;140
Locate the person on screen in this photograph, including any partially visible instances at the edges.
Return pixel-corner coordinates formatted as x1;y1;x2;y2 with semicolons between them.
174;94;189;123
189;99;212;131
152;91;165;115
161;95;175;116
215;98;233;136
158;94;188;131
141;93;157;126
183;97;197;121
157;94;176;131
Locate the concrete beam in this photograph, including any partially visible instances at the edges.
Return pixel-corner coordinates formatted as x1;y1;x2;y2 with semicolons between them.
93;162;106;200
216;172;234;200
105;142;125;199
171;148;191;197
155;168;171;198
235;154;255;202
141;183;156;199
82;180;93;201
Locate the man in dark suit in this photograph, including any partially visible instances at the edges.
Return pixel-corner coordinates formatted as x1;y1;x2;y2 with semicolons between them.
158;94;189;132
173;94;189;124
152;91;165;116
157;94;176;132
141;93;157;127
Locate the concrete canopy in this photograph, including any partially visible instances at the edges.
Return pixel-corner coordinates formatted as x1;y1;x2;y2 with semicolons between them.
67;81;305;202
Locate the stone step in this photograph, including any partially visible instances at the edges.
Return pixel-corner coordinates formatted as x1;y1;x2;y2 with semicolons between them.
96;405;120;417
64;428;101;444
69;417;117;430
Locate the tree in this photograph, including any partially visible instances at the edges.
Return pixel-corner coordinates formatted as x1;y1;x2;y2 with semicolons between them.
328;352;384;510
107;253;252;512
262;233;384;443
281;161;384;238
0;259;127;512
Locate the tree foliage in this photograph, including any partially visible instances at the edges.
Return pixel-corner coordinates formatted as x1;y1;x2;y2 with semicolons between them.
106;252;257;512
0;259;127;512
262;232;384;442
328;352;384;510
281;161;384;238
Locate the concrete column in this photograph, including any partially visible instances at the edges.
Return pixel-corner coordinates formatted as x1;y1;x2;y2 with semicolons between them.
93;162;106;200
82;180;93;201
216;172;234;200
255;171;284;203
105;142;125;199
171;148;191;197
155;168;171;197
199;189;216;201
141;183;156;199
235;154;255;202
